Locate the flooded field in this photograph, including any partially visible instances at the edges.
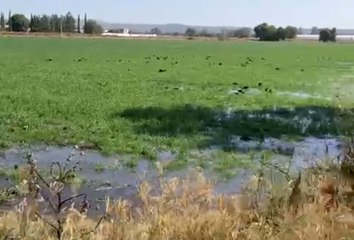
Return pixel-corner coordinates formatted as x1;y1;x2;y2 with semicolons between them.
0;134;342;217
1;39;354;223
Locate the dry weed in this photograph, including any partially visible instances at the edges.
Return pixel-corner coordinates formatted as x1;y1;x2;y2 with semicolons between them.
0;170;351;240
2;148;354;239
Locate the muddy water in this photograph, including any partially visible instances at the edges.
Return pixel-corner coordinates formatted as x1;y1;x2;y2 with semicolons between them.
0;136;341;217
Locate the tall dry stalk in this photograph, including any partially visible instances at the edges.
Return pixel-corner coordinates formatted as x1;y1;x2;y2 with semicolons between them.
288;171;302;214
318;176;339;210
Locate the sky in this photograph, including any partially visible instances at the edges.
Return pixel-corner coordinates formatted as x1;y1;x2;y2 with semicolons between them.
1;0;353;28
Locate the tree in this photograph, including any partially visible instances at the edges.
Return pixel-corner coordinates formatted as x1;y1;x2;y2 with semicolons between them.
0;13;4;30
0;13;5;30
266;25;280;41
83;13;87;33
319;28;336;42
331;27;337;41
29;13;34;31
285;26;297;39
151;27;161;35
276;27;286;40
254;23;298;41
232;27;252;38
185;28;196;37
62;12;76;32
49;14;60;32
29;14;50;32
83;20;103;34
254;23;280;41
29;14;38;31
10;14;29;32
39;15;51;32
77;15;80;33
254;23;269;40
8;10;12;31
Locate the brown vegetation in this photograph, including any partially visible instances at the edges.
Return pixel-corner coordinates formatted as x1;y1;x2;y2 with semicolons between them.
0;152;354;240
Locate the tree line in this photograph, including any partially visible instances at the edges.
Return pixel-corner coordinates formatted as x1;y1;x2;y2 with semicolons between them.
182;24;335;42
166;24;336;42
0;11;103;34
252;23;336;42
0;10;337;42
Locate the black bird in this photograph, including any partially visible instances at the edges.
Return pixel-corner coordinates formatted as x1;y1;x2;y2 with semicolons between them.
258;82;262;86
158;69;167;73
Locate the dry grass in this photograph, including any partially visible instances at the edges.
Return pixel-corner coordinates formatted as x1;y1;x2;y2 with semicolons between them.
1;162;354;240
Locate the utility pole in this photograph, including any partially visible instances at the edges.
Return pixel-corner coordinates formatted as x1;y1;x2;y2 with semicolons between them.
59;16;63;37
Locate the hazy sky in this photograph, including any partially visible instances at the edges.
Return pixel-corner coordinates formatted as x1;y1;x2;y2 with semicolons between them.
1;0;352;28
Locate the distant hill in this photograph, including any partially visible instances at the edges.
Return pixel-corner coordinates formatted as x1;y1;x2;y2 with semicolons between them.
96;21;240;34
96;21;354;35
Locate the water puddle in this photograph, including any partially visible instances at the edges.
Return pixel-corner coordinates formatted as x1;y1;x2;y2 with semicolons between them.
337;62;354;67
0;135;342;217
276;91;331;101
228;87;332;101
216;106;337;136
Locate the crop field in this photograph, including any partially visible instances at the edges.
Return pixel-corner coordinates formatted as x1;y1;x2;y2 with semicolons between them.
1;37;354;155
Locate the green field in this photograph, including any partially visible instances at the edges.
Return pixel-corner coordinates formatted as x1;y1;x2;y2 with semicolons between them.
0;37;353;157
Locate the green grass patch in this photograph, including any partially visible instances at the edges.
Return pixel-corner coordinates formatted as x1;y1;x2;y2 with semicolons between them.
0;38;354;157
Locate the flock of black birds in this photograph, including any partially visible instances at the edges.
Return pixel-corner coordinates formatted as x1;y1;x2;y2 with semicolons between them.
153;54;274;74
144;54;178;73
43;54;308;96
231;81;273;95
